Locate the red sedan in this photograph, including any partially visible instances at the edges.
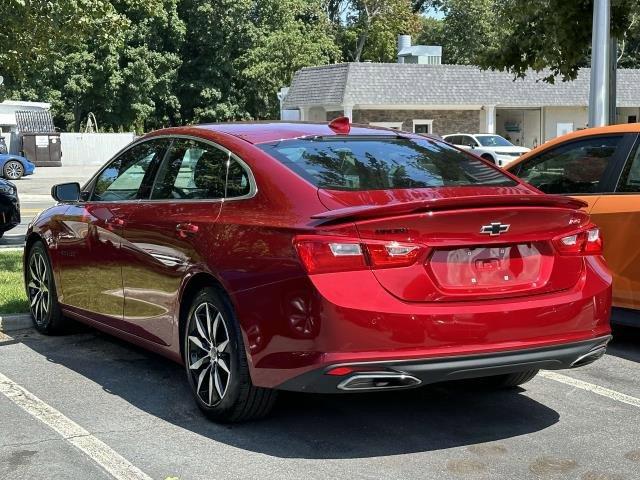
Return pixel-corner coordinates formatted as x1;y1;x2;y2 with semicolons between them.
24;119;612;422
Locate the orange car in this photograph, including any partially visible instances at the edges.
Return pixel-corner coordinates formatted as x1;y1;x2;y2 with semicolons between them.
507;124;640;325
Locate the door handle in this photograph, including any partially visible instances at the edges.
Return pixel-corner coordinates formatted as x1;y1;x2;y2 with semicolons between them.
176;222;199;238
105;216;125;229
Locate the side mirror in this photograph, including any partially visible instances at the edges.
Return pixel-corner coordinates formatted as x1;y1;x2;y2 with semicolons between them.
51;182;81;202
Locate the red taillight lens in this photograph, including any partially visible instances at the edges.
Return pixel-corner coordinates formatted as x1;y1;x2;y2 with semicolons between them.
554;226;603;256
294;236;423;274
295;238;368;274
366;241;422;269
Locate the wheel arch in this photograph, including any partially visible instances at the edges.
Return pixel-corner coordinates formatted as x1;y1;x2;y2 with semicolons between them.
23;232;45;286
177;272;238;361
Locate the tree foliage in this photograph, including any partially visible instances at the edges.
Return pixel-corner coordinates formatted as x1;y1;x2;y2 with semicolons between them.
479;0;639;81
5;0;640;132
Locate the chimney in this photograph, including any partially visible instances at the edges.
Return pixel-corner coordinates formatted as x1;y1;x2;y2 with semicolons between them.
397;35;411;64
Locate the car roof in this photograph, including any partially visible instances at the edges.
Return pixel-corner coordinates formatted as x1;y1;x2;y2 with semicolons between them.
506;123;640;170
189;121;405;144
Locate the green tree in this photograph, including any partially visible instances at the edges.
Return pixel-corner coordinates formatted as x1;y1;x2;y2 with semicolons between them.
480;0;638;81
0;0;127;84
340;0;422;62
239;0;341;119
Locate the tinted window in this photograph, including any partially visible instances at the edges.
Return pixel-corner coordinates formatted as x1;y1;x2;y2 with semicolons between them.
516;136;621;194
477;135;512;147
226;159;251;198
152;139;228;200
258;137;515;191
617;141;640;193
459;136;478;147
92;140;169;201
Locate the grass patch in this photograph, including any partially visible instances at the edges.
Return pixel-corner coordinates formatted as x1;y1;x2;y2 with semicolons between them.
0;250;28;315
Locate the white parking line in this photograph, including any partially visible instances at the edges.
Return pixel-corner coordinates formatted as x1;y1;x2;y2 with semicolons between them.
0;372;152;480
540;370;640;408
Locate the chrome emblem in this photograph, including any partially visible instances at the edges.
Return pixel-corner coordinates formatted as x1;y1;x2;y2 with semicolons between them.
480;222;510;236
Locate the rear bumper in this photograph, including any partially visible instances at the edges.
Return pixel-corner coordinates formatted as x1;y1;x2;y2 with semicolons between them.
234;256;611;389
277;335;612;393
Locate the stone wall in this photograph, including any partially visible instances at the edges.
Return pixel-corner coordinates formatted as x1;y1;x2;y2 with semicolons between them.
352;109;481;136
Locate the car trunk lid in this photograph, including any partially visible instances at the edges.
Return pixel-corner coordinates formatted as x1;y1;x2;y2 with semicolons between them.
316;189;589;302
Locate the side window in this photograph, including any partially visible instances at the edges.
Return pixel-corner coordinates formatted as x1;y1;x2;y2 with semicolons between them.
152;139;227;200
460;136;478;147
516;136;622;194
226;158;251;198
91;140;169;201
446;136;460;145
617;141;640;193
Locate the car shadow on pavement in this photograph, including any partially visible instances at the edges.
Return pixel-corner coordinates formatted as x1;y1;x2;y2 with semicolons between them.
607;326;640;363
15;327;560;460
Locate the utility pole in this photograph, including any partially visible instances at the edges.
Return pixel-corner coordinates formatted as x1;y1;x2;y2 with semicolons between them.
589;0;611;127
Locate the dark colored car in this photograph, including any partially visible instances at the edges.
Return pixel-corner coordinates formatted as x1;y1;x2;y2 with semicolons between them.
24;120;612;422
0;178;20;238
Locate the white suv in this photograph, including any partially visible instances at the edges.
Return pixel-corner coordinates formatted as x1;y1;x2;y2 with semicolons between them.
443;134;530;167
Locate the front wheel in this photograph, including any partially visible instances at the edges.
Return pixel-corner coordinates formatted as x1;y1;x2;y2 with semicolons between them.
26;241;66;334
4;160;24;180
480;154;496;165
183;287;277;422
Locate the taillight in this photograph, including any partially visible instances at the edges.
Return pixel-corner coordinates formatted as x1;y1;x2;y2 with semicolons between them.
366;241;421;269
294;236;423;274
553;226;603;256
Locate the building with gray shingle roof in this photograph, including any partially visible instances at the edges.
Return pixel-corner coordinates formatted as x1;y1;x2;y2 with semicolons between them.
282;62;640;148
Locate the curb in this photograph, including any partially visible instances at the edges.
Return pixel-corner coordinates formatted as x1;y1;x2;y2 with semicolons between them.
0;314;32;332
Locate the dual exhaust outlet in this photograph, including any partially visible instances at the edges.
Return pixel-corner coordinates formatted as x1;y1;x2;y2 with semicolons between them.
337;372;422;391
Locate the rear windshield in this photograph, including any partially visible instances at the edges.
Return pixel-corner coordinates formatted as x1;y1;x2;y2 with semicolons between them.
258;136;516;191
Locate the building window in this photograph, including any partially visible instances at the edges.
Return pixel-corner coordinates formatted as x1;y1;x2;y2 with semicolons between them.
628;115;637;124
369;122;404;130
412;119;433;135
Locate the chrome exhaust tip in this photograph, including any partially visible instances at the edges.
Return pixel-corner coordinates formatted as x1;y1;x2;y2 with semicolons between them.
337;373;422;391
571;346;607;368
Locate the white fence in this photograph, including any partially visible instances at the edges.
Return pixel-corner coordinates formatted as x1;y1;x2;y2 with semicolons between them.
60;132;136;166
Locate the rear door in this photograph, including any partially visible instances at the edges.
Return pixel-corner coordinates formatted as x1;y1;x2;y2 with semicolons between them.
588;134;640;309
119;137;253;346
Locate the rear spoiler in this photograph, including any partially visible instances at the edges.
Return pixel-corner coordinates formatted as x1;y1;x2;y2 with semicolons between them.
311;195;588;224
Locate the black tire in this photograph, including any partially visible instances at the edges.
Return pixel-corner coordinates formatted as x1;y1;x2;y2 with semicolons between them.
183;287;277;422
3;160;24;180
25;241;67;334
480;369;539;389
480;154;496;165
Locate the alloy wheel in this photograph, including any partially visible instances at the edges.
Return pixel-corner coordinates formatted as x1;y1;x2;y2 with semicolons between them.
4;161;23;180
187;302;232;406
27;252;50;325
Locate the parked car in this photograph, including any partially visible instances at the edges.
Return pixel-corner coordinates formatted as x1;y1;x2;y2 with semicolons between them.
25;119;611;422
507;123;640;326
1;154;35;180
443;134;530;167
0;178;19;238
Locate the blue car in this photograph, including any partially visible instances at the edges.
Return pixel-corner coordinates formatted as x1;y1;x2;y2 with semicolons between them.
0;154;36;180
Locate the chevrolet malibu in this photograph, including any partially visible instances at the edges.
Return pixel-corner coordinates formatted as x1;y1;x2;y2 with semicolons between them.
24;119;612;422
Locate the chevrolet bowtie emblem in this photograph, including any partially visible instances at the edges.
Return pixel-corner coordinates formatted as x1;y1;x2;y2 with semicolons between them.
480;222;510;236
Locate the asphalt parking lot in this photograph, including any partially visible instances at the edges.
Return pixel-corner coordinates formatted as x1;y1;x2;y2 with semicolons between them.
1;321;640;480
0;166;97;248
